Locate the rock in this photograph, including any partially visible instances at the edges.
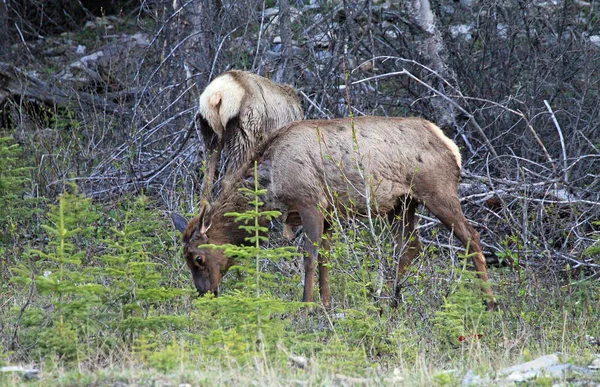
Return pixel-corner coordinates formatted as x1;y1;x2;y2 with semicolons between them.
590;35;600;48
23;369;40;380
463;354;597;385
263;7;301;36
497;24;509;39
440;5;455;15
312;31;332;48
569;365;596;376
461;369;490;386
496;354;594;383
332;373;369;386
499;353;560;376
262;7;279;18
589;357;600;370
525;363;570;379
289;355;308;369
57;33;150;89
0;366;25;372
0;366;40;380
449;24;473;40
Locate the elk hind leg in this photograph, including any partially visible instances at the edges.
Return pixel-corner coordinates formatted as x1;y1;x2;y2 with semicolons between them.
298;206;326;305
425;196;496;310
318;225;332;308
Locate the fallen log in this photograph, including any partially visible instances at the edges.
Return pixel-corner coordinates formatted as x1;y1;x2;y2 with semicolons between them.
0;62;122;113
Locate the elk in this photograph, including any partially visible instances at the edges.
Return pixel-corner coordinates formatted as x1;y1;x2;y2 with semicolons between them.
197;70;303;199
172;116;496;310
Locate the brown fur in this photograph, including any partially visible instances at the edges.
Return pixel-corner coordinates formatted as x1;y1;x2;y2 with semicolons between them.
175;116;496;309
197;70;303;199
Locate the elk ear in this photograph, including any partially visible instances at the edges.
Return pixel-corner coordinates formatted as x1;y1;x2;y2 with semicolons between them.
198;203;212;235
200;218;212;235
171;213;189;233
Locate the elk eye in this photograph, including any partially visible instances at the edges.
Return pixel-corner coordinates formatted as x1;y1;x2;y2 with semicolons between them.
195;255;205;266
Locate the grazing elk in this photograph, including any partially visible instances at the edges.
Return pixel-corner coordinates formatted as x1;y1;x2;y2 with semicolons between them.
172;116;496;310
197;70;303;198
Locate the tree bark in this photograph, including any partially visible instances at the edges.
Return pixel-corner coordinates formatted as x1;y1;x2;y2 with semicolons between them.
274;0;295;84
406;0;458;131
174;0;223;88
0;0;10;60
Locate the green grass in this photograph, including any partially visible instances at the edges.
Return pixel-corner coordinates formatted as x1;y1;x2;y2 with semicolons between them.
0;167;598;386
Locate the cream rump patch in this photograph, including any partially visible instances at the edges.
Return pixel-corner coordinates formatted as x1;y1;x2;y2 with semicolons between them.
198;73;246;139
425;121;462;168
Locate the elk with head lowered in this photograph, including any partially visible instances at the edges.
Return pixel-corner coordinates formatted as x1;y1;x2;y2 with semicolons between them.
197;70;303;199
173;116;496;310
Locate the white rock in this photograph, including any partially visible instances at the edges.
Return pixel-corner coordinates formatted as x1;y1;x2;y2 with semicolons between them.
499;354;560;376
262;7;279;18
80;51;105;66
313;31;331;48
462;369;491;386
589;35;600;48
450;24;473;40
497;24;509;39
0;366;40;380
289;355;308;369
0;366;25;372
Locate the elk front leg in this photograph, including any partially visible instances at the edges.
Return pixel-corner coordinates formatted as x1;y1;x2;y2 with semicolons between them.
390;199;421;302
298;206;325;304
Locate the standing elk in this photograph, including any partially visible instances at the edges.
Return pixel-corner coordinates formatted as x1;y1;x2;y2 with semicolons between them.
173;116;496;310
197;70;303;198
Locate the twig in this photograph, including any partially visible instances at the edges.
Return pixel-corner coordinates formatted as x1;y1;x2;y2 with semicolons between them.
544;100;569;184
352;65;498;158
401;68;499;158
351;58;562;166
13;23;35;60
10;274;36;351
209;27;240;81
299;90;332;118
458;95;556;168
141;118;195;181
253;0;267;72
0;62;121;113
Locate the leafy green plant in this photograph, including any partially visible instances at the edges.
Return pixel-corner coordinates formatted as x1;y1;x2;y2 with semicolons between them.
189;162;303;364
9;185;103;362
99;195;189;334
0;136;37;242
8;187;193;366
432;251;496;347
583;221;600;258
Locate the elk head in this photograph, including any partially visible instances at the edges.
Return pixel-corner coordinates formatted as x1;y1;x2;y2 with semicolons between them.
171;205;234;296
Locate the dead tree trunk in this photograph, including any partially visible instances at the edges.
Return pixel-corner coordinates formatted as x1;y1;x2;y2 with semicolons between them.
274;0;295;84
0;1;10;60
405;0;459;131
0;62;121;112
173;0;223;88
